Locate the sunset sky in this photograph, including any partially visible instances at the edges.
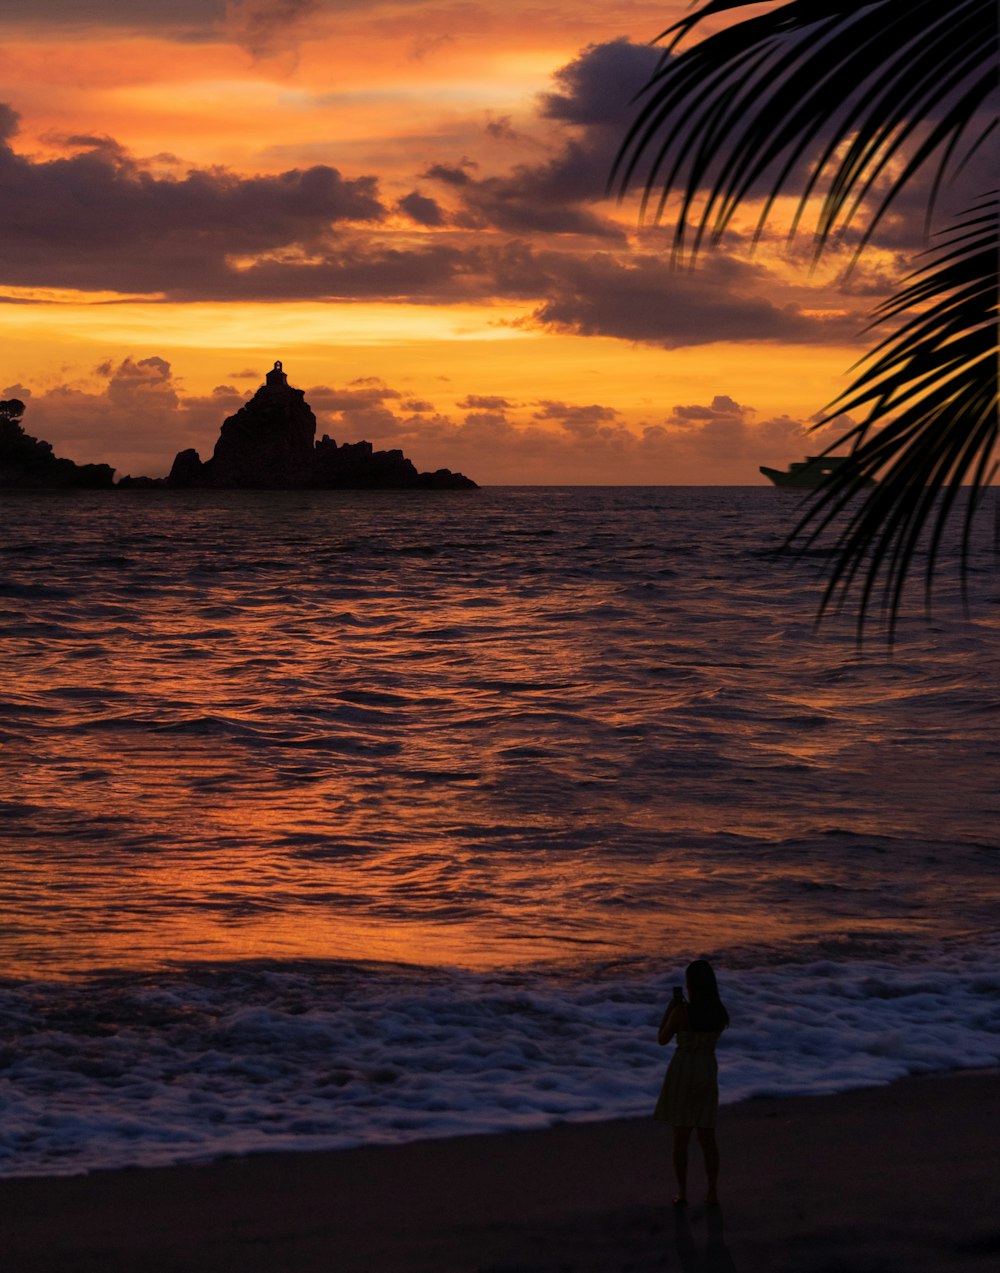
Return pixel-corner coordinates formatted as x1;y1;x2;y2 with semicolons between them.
0;0;962;482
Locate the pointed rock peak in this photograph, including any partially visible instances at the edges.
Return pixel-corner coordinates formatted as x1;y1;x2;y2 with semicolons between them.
162;359;478;489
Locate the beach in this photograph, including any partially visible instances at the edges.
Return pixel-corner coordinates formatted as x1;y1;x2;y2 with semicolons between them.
2;1069;996;1272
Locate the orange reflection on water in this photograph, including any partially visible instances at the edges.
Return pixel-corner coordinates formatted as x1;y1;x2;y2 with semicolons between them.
5;488;998;981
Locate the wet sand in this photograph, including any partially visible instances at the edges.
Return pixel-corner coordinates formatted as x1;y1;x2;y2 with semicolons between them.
2;1069;997;1272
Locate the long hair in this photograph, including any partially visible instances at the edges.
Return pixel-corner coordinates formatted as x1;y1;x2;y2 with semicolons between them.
686;959;729;1032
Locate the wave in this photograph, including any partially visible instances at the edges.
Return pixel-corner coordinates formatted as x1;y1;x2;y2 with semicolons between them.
1;936;996;1178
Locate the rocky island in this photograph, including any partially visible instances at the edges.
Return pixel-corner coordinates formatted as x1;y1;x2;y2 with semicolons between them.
133;361;477;490
3;363;476;491
1;398;115;489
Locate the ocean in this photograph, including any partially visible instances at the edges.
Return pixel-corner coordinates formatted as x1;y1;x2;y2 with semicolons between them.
1;487;998;1176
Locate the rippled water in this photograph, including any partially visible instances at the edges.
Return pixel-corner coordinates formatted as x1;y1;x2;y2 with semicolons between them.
1;487;998;1174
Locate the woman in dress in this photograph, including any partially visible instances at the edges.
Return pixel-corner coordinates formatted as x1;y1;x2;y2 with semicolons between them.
654;958;729;1205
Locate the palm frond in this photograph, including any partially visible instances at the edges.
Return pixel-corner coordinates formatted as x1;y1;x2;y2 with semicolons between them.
789;194;999;637
613;0;999;261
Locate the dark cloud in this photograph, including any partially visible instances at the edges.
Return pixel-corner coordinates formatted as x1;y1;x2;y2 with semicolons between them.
190;241;481;301
397;190;446;227
433;41;661;240
532;400;618;437
524;32;938;253
0;102;19;141
113;229;867;345
104;355;174;407
407;32;453;62
602;36;997;261
304;377;409;442
457;163;626;239
303;381;401;412
0;1;225;30
540;38;660;132
528;250;862;349
0;109;385;293
57;132;122;153
0;0;323;53
673;396;743;422
422;161;476;187
484;114;522;142
224;0;323;59
457;394;511;410
427;36;993;274
828;117;999;261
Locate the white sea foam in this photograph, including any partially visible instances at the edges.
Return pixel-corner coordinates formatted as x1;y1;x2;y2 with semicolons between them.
2;938;997;1177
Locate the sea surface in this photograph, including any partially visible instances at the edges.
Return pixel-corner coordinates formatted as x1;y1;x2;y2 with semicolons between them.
1;487;998;1177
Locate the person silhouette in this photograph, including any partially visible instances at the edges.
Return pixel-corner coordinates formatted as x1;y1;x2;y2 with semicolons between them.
654;959;729;1206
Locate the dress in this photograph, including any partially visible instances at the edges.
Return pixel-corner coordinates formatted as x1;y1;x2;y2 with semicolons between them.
653;1030;721;1128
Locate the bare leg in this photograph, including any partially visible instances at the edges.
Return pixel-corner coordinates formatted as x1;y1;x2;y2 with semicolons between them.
697;1127;720;1204
672;1126;693;1203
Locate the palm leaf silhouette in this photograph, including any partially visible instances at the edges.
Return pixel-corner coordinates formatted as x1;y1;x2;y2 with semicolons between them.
613;0;999;629
614;0;998;259
793;194;998;637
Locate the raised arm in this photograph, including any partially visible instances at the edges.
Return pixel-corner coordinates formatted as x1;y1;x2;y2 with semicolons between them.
658;1000;688;1046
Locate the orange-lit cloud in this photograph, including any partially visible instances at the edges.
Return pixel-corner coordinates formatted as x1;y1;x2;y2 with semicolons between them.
0;2;969;482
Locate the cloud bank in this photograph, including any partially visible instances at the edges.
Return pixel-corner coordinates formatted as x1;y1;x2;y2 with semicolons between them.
10;358;850;485
0;38;876;351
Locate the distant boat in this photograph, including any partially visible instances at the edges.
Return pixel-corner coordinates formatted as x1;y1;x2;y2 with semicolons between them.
760;455;875;489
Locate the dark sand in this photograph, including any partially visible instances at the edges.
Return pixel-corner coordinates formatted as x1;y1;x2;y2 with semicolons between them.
2;1070;997;1272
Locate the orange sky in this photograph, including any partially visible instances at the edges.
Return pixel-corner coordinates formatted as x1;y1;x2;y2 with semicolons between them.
0;1;923;482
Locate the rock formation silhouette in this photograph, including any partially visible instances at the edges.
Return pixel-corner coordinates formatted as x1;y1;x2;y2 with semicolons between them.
0;399;115;489
164;361;477;490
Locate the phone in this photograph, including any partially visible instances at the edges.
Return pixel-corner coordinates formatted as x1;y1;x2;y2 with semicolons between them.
672;985;683;1001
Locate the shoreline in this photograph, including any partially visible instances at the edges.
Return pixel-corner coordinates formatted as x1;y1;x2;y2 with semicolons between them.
3;1068;997;1271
